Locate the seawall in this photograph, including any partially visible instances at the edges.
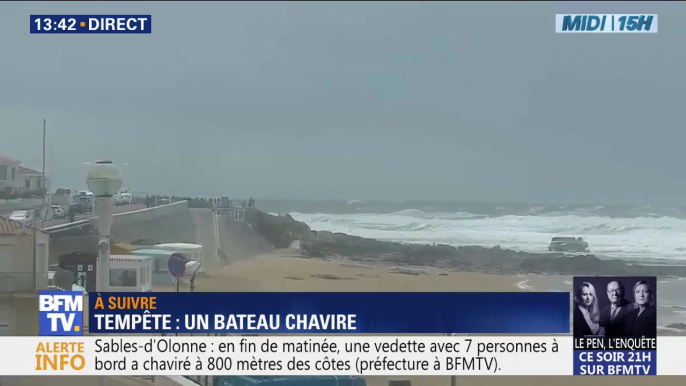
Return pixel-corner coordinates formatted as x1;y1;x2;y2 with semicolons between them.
217;214;274;263
49;202;273;267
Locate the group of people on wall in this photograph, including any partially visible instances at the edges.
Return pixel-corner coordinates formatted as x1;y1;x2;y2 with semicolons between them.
574;279;656;338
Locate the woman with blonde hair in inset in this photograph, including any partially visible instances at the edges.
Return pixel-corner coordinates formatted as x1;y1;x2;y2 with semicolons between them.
573;282;605;337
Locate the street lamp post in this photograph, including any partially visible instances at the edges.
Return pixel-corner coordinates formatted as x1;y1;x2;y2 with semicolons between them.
87;161;121;386
86;161;122;293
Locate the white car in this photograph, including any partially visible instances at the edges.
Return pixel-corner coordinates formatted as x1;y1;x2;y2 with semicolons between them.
50;205;66;219
118;192;134;205
8;210;34;223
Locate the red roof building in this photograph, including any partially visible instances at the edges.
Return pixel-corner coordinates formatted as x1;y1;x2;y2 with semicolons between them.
0;154;46;195
0;217;21;235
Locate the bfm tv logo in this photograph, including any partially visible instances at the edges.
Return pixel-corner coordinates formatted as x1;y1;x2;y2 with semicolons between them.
39;291;83;336
556;14;657;33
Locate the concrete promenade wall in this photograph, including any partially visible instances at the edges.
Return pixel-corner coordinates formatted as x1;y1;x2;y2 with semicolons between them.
111;200;189;227
218;215;273;263
0;198;43;213
110;201;197;245
49;201;273;267
49;202;192;263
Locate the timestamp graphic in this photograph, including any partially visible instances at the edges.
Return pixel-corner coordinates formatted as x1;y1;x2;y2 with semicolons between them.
30;15;151;34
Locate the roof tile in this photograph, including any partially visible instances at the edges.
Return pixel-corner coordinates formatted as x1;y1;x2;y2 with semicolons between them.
0;217;21;235
0;154;21;164
18;166;41;175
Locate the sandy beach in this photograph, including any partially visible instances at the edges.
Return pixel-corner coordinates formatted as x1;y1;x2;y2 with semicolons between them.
180;253;523;293
4;249;682;386
153;249;685;386
172;250;686;330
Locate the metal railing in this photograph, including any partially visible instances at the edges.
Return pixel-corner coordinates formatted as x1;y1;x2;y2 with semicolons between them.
0;272;49;293
43;218;91;233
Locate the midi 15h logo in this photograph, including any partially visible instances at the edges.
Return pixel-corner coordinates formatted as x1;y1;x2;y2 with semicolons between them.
556;14;657;33
39;290;83;336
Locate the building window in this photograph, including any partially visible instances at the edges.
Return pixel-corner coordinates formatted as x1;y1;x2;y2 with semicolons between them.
110;268;137;287
11;168;15;181
0;165;6;181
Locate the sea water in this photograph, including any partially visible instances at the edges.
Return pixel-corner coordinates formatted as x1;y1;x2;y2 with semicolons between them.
291;206;686;261
290;203;686;332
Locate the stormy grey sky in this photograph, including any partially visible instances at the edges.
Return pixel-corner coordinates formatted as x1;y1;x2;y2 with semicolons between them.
1;2;685;205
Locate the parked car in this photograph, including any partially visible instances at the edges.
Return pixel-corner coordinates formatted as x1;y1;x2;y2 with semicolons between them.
73;191;94;210
69;201;90;217
116;192;134;205
548;237;589;252
50;205;66;219
8;210;34;224
76;195;93;212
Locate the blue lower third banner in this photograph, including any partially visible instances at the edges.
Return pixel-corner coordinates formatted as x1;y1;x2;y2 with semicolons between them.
574;351;656;375
89;292;569;334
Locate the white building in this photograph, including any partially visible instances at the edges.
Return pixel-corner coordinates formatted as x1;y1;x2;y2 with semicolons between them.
0;155;23;196
0;154;48;196
108;255;153;292
0;217;49;293
18;166;43;193
0;216;50;337
0;217;50;338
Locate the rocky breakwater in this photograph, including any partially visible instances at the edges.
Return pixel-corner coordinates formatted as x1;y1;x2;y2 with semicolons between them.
244;209;311;248
246;210;686;277
303;233;686;277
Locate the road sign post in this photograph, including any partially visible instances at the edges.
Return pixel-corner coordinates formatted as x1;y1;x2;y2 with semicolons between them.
168;253;187;293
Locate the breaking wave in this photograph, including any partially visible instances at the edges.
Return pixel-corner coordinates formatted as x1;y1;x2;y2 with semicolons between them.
291;208;686;261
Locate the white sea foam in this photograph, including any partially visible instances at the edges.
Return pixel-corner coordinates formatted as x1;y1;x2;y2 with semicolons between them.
292;210;686;261
516;279;533;291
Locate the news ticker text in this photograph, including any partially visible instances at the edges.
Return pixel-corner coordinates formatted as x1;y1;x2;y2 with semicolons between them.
0;336;684;376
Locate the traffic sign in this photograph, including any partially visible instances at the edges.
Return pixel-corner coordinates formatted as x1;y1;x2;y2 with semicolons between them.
39;206;54;221
168;253;187;278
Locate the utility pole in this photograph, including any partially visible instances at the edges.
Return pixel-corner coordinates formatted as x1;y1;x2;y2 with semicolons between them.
42;119;46;208
32;119;46;291
32;209;37;291
41;119;46;229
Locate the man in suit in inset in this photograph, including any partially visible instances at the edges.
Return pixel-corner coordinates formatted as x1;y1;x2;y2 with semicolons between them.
600;280;635;337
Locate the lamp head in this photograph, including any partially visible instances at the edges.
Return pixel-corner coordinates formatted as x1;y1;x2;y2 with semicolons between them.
185;260;202;275
86;161;122;197
98;240;110;253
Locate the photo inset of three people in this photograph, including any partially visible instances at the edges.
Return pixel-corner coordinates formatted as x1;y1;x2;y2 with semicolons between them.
573;276;657;339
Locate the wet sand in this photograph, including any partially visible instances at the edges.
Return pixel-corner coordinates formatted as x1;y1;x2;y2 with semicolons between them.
169;254;523;293
168;251;686;332
158;250;684;386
